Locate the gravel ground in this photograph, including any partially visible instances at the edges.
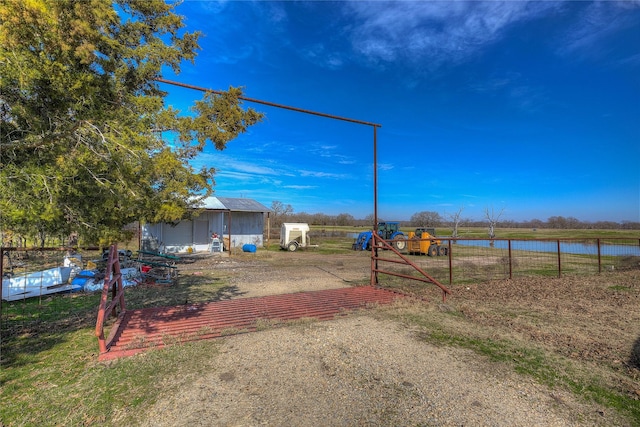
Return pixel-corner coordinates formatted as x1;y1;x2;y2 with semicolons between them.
136;251;616;426
141;315;601;427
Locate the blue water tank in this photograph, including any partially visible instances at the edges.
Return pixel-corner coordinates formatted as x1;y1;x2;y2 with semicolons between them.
242;244;257;253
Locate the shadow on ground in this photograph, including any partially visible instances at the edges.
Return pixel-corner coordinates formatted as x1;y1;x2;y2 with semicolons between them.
631;335;640;370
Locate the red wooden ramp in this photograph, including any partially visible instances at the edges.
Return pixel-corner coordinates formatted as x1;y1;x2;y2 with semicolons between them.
99;286;406;360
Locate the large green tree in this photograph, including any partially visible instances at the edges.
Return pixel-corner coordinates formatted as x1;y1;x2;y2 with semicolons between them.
0;0;262;244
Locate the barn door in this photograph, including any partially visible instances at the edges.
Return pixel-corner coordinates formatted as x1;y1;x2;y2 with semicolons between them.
194;220;209;244
164;221;193;246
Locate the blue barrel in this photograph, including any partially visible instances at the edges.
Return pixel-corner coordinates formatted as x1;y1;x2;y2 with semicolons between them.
71;270;96;292
242;244;257;253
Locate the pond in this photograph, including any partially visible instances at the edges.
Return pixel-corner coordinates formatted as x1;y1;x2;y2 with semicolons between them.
454;240;640;257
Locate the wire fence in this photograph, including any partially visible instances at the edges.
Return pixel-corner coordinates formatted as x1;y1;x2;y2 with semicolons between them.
0;245;172;365
400;237;640;285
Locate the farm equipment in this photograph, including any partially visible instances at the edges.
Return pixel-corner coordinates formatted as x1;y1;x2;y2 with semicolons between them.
135;250;179;283
280;223;318;252
352;222;407;251
407;228;448;256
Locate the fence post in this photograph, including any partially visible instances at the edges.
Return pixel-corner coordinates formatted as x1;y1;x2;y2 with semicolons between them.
508;239;513;280
597;238;602;273
557;240;562;278
95;244;125;355
448;239;453;286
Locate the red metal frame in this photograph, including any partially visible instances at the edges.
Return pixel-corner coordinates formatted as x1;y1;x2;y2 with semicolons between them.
370;233;451;302
95;245;127;354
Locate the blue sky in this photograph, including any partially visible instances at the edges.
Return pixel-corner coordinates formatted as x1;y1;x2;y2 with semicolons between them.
160;1;640;223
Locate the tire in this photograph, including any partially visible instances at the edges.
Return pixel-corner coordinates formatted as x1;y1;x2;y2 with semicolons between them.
393;235;407;251
438;246;448;256
287;242;298;252
427;245;438;257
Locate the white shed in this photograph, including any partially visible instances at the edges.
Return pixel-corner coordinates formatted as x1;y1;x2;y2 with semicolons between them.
141;197;270;253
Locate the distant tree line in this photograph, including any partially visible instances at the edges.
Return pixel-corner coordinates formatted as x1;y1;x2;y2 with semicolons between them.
268;202;640;231
460;217;639;230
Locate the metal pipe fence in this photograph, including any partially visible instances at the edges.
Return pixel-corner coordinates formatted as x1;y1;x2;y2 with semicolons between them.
402;237;640;285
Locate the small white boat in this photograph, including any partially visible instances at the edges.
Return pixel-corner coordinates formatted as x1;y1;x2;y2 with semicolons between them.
2;266;74;301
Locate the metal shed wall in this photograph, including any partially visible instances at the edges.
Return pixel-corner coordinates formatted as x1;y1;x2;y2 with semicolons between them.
141;197;268;253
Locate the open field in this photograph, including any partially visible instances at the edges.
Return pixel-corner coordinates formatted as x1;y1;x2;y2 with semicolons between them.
303;225;640;240
1;247;639;426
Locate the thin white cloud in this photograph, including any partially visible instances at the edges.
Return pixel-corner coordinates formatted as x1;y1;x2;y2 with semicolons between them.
195;153;285;177
306;143;358;165
284;185;318;190
556;1;640;60
617;52;640;67
212;45;255;65
214;171;256;182
466;71;554;113
300;44;345;70
468;73;520;93
298;170;350;179
184;0;227;14
507;84;550;113
468;71;547;108
337;159;356;165
185;1;289;66
344;1;559;70
226;161;280;176
214;171;284;187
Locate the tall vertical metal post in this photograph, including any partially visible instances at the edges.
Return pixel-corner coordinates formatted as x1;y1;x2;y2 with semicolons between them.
371;126;379;286
227;210;232;256
557;239;562;278
373;125;378;228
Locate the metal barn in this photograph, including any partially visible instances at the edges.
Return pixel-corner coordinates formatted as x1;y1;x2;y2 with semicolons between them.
141;197;270;253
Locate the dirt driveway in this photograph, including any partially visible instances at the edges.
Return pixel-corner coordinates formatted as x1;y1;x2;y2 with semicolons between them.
137;249;639;426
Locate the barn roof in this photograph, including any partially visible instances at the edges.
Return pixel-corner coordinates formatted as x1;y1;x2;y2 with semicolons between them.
201;196;270;213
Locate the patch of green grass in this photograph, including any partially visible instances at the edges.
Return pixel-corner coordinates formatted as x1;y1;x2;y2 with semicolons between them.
387;309;640;425
608;285;633;292
0;273;230;425
264;238;353;254
455;227;640;240
1;333;223;425
312;236;357;254
254;317;282;331
219;326;248;336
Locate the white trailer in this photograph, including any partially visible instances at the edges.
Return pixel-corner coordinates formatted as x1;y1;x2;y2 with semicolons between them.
279;223;318;252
